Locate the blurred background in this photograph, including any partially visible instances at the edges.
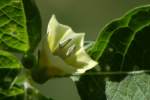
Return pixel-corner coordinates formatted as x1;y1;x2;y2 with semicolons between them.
34;0;150;100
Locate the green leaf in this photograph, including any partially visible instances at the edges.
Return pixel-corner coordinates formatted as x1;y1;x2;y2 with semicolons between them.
76;74;107;100
106;73;150;100
76;5;150;100
0;0;29;52
21;0;41;69
0;50;21;88
23;0;41;52
0;77;54;100
89;5;150;71
0;86;24;97
0;50;21;69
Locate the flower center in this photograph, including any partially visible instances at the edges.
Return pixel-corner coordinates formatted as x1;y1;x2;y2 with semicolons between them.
54;38;76;58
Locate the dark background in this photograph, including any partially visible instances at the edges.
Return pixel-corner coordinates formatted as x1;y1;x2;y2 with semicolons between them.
34;0;150;100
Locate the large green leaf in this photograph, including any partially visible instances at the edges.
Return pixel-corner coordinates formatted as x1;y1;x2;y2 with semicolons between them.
106;73;150;100
89;5;150;71
0;0;29;52
76;5;150;100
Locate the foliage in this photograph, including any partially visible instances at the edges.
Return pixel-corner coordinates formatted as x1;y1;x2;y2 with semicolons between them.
0;0;150;100
0;0;52;99
76;5;150;100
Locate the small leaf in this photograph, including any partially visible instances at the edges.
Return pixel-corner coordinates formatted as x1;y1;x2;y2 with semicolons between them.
0;0;29;52
23;0;41;52
0;86;24;97
106;73;150;100
0;50;21;69
0;50;21;88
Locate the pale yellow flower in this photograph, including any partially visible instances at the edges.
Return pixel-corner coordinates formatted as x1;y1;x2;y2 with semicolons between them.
36;15;97;78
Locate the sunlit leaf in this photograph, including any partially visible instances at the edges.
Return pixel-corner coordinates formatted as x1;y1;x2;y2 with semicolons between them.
0;0;29;52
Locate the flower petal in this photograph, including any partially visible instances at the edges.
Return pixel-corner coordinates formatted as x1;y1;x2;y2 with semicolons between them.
47;15;70;52
59;29;85;52
65;47;98;74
